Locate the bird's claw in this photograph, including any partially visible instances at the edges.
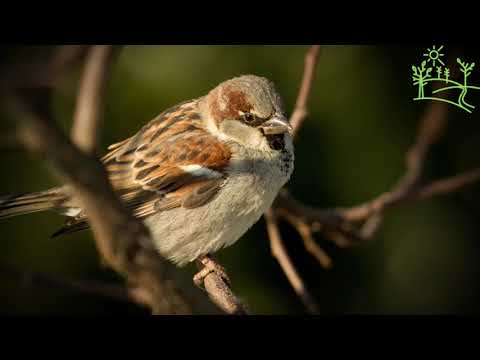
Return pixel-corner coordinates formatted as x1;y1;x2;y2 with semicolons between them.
193;255;231;289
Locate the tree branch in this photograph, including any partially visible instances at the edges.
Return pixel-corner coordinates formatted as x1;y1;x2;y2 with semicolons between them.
274;87;479;256
278;208;333;269
71;45;118;153
290;45;321;136
0;262;135;304
269;47;480;313
265;209;320;314
338;101;449;224
200;257;248;315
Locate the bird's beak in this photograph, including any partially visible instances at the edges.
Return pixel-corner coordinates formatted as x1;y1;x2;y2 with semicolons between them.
260;116;293;135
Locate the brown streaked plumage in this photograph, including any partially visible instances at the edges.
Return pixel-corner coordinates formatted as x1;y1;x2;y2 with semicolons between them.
48;98;233;236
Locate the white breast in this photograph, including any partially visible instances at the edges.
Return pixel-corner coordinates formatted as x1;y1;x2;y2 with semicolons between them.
145;139;294;266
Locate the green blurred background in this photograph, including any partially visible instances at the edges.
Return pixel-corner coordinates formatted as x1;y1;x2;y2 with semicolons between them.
1;45;479;314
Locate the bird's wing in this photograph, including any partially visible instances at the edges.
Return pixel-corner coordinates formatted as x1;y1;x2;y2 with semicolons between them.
52;100;232;237
103;100;232;218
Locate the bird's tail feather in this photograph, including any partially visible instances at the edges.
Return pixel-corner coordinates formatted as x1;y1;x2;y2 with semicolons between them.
0;188;65;220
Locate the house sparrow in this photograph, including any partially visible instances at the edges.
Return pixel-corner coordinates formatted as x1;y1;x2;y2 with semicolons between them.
0;75;294;282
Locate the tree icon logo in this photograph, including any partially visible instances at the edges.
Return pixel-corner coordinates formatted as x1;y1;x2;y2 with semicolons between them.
412;45;480;113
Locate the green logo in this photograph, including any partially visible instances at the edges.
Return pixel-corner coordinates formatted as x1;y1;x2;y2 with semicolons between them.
412;45;480;113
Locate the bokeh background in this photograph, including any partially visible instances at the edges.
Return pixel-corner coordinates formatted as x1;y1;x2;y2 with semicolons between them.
1;45;479;314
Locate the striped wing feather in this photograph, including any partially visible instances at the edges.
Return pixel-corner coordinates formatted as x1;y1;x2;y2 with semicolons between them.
53;100;231;237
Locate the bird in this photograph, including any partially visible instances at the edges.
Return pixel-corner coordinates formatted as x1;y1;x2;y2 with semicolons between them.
0;75;294;284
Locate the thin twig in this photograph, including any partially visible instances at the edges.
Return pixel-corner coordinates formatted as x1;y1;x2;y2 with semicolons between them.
278;208;332;269
273;189;362;241
412;168;480;199
265;209;320;314
290;45;321;136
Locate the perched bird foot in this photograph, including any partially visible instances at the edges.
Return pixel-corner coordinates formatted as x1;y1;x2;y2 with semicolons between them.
193;254;231;289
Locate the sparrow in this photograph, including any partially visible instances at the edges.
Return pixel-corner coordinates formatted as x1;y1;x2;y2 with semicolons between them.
0;75;294;283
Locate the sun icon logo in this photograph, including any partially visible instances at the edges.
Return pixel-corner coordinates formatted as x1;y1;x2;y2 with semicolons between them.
423;45;445;67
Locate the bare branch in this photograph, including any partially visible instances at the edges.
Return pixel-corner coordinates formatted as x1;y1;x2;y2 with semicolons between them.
278;208;332;269
71;45;117;153
0;262;135;304
200;257;248;315
203;276;248;315
265;209;320;314
339;101;449;223
274;92;479;255
412;168;480;199
290;45;321;135
273;189;363;241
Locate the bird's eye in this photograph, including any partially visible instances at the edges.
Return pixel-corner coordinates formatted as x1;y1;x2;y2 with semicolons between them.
243;112;256;123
